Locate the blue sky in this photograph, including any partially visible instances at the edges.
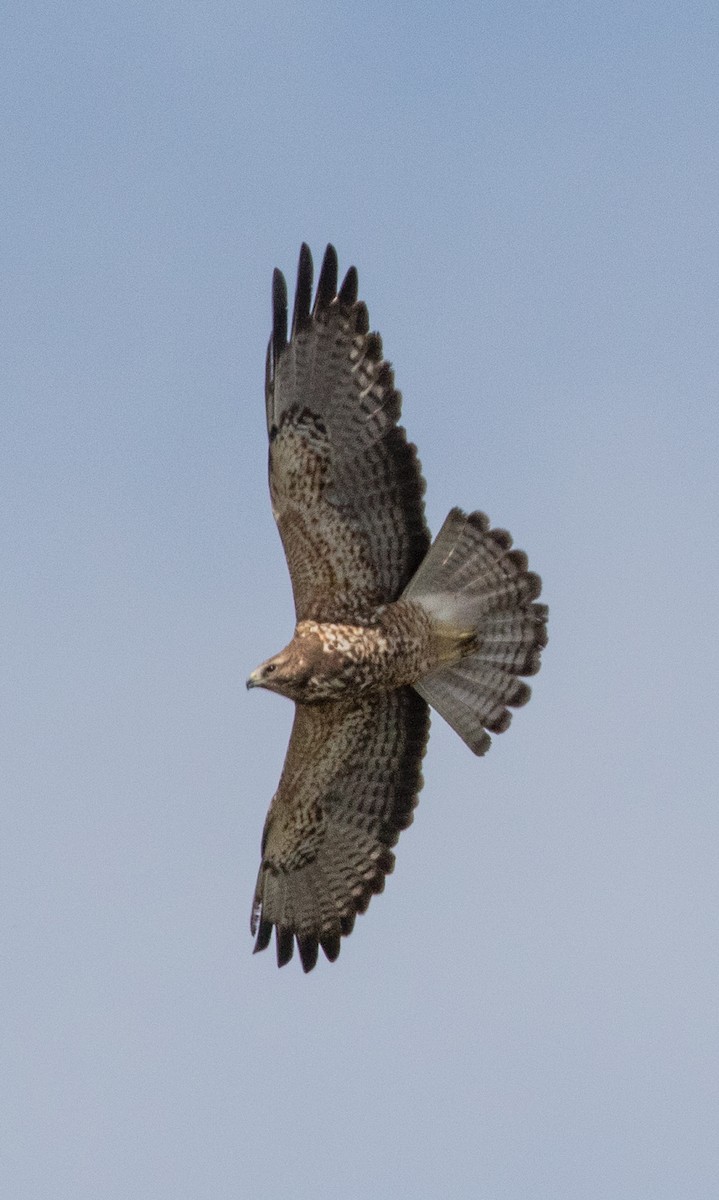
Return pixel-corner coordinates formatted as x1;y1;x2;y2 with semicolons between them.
3;2;719;1197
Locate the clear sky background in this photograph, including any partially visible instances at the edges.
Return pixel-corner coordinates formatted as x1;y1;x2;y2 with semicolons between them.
3;2;718;1197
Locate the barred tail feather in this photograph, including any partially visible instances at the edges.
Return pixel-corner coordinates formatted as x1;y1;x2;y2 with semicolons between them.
404;508;548;755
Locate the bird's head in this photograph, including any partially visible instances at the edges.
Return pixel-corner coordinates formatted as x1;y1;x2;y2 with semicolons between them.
246;640;314;702
247;623;355;703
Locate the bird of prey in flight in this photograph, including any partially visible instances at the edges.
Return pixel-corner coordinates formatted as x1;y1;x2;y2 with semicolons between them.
247;244;547;972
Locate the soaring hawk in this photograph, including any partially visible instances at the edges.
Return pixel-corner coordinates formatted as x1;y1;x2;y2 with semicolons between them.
247;245;547;971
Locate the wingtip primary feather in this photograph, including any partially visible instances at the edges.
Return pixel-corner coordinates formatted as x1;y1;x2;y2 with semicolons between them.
291;243;313;337
320;932;341;962
272;267;288;366
338;264;358;307
253;915;273;954
276;925;295;968
298;935;320;973
314;243;338;313
353;301;370;335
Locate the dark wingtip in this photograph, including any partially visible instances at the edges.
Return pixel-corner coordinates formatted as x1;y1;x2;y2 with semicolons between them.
340;911;356;937
353;301;369;335
364;331;383;361
338;264;358;307
271;267;288;366
298;935;319;973
252;915;273;954
291;243;313;338
320;932;341;963
314;244;338;313
264;336;272;392
276;926;295;968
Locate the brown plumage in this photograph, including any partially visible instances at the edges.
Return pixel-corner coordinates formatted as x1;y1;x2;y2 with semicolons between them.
248;244;548;972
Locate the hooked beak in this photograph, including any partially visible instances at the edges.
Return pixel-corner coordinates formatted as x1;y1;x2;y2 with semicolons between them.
246;669;261;690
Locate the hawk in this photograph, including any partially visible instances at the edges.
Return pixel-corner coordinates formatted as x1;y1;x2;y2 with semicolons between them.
247;244;547;972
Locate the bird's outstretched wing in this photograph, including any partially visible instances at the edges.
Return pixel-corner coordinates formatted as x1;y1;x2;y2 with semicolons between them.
265;244;430;622
251;688;430;971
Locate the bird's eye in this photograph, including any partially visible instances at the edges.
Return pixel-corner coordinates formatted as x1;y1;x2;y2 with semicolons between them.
264;663;276;676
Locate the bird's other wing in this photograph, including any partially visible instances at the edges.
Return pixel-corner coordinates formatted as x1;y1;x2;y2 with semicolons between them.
251;688;430;971
265;244;430;622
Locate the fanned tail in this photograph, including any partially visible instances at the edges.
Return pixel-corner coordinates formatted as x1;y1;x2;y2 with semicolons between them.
403;508;548;755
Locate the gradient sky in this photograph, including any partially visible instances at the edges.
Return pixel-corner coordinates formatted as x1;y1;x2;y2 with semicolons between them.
3;3;719;1197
